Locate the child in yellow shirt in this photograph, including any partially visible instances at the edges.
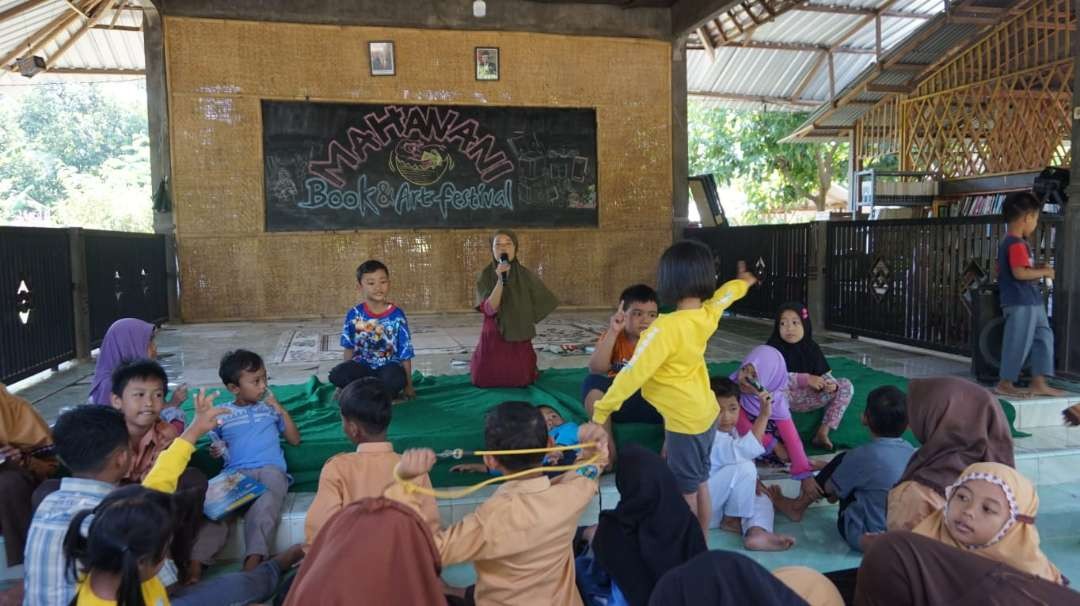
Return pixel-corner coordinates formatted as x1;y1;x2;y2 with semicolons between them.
592;241;755;533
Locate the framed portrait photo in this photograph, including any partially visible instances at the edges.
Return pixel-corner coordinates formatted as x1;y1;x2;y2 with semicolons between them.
369;41;395;76
475;47;499;81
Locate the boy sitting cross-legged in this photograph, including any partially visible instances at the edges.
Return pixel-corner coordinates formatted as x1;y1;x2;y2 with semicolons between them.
389;402;609;606
304;377;439;546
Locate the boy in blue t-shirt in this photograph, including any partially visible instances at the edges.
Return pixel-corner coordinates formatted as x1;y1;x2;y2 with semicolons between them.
329;259;416;399
208;349;301;572
995;192;1064;398
450;404;580;475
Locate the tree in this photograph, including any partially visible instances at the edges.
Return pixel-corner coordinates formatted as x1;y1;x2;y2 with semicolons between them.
0;82;151;230
688;101;848;222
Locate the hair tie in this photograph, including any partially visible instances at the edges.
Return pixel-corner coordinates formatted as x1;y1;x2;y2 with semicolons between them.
79;513;95;538
1016;514;1036;524
800;307;809;320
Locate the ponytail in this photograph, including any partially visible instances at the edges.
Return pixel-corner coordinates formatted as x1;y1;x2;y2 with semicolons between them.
62;485;175;606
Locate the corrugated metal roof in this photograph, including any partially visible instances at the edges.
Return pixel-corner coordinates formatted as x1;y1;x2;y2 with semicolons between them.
687;0;948;111
0;1;144;76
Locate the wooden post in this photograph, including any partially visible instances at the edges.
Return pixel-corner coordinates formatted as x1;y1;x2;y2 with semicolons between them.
808;221;828;331
827;51;836;101
875;15;882;62
1059;0;1080;376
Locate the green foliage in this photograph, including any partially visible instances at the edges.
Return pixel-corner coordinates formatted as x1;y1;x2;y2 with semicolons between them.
0;82;151;231
688;101;849;223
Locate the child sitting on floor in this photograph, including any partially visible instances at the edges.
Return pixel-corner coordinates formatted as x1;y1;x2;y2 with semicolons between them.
390;402;608;606
592;242;756;534
582;284;662;466
706;377;795;552
911;462;1064;585
450;404;580;474
64;485;305;606
767;303;855;450
732;345;819;504
304;377;439;545
771;386;914;551
107;360;178;484
203;350;301;572
329;259;416;399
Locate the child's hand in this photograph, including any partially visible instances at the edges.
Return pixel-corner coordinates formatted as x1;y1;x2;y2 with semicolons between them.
0;444;24;466
397;448;437;480
450;463;488;474
1042;265;1056;280
758;390;773;417
577;423;609;461
402;384;417;400
824;380;839;394
609;300;627;334
209;443;225;459
800;476;823;500
168;384;189;408
182;389;227;442
264;389;284;413
807;375;827;391
736;260;758;287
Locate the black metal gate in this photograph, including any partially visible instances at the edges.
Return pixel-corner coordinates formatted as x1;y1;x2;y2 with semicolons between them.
825;217;1061;355
0;227;76;384
686;224;810;319
84;231;170;348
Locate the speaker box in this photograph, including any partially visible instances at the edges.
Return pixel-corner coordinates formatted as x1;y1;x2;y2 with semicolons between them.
971;284;1030;383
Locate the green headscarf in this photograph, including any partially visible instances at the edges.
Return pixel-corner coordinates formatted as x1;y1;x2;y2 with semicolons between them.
475;229;559;342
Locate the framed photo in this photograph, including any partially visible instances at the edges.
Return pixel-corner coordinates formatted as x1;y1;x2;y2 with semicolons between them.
475;47;499;81
368;41;395;76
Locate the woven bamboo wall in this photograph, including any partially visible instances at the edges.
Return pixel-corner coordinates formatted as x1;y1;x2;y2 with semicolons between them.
164;17;674;321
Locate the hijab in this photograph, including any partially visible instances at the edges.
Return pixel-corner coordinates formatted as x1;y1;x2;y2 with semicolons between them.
88;318;156;405
593;444;707;606
729;345;792;420
773;567;844;606
648;551;808;606
284;497;446;606
912;462;1062;584
475;229;558;342
767;302;831;376
897;377;1014;495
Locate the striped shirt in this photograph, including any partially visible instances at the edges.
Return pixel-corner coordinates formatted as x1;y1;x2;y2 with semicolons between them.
22;440;192;606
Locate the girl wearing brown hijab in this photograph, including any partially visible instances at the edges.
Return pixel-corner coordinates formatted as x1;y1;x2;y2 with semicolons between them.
886;377;1014;532
284;497;450;606
471;229;558;388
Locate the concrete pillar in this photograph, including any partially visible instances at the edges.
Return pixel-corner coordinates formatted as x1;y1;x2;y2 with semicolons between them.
1059;5;1080;377
671;34;689;242
143;5;180;323
67;228;91;361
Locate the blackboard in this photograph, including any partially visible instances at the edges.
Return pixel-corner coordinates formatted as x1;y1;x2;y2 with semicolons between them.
261;101;599;231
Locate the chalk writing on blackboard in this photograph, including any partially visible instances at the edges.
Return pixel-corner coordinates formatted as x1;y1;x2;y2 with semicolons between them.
262;101;598;230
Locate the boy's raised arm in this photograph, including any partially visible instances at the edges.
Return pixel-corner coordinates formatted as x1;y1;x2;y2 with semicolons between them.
144;388;227;493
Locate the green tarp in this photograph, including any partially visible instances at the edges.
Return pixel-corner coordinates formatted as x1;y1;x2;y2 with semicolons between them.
180;358;1023;491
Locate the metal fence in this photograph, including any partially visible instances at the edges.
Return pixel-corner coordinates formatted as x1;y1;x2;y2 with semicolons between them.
686;224;811;319
0;227;169;385
825;217;1061;355
0;227;76;384
84;231;170;347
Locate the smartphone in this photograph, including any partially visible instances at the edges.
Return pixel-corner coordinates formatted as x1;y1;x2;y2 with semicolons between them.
747;377;765;392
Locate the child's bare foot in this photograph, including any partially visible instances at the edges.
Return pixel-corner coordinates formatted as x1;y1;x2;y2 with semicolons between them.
743;526;796;551
1064;403;1080;427
767;485;811;522
1030;377;1068;397
994;380;1032;398
720;516;742;534
243;554;265;571
185;561;203;585
271;544;305;570
812;426;834;451
810;458;828;471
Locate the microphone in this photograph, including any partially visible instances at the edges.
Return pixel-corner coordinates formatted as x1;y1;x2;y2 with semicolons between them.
499;253;509;285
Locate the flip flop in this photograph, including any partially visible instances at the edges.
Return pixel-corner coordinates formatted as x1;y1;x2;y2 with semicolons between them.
993;388;1035;399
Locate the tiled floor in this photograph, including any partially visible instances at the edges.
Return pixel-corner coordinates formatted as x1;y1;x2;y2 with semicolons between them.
7;312;1080;589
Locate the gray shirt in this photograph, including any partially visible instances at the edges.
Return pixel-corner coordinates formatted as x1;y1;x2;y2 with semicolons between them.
830;437;915;551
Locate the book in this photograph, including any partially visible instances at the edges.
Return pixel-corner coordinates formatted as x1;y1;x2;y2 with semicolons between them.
203;471;267;521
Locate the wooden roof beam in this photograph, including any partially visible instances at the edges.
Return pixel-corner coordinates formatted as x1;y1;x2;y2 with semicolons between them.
0;0;51;23
696;26;715;61
46;0;113;72
724;40;876;54
0;0;94;71
91;24;139;32
794;5;932;19
688;89;821;108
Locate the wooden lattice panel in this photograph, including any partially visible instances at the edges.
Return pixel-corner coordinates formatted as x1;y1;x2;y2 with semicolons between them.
855;96;901;167
913;0;1072;97
901;59;1071;176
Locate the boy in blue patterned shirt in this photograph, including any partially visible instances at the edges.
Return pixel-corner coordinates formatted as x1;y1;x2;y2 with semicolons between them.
208;349;301;572
329;259;416;398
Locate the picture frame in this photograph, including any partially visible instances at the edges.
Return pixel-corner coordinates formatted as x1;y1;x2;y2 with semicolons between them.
368;41;395;76
475;47;499;81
